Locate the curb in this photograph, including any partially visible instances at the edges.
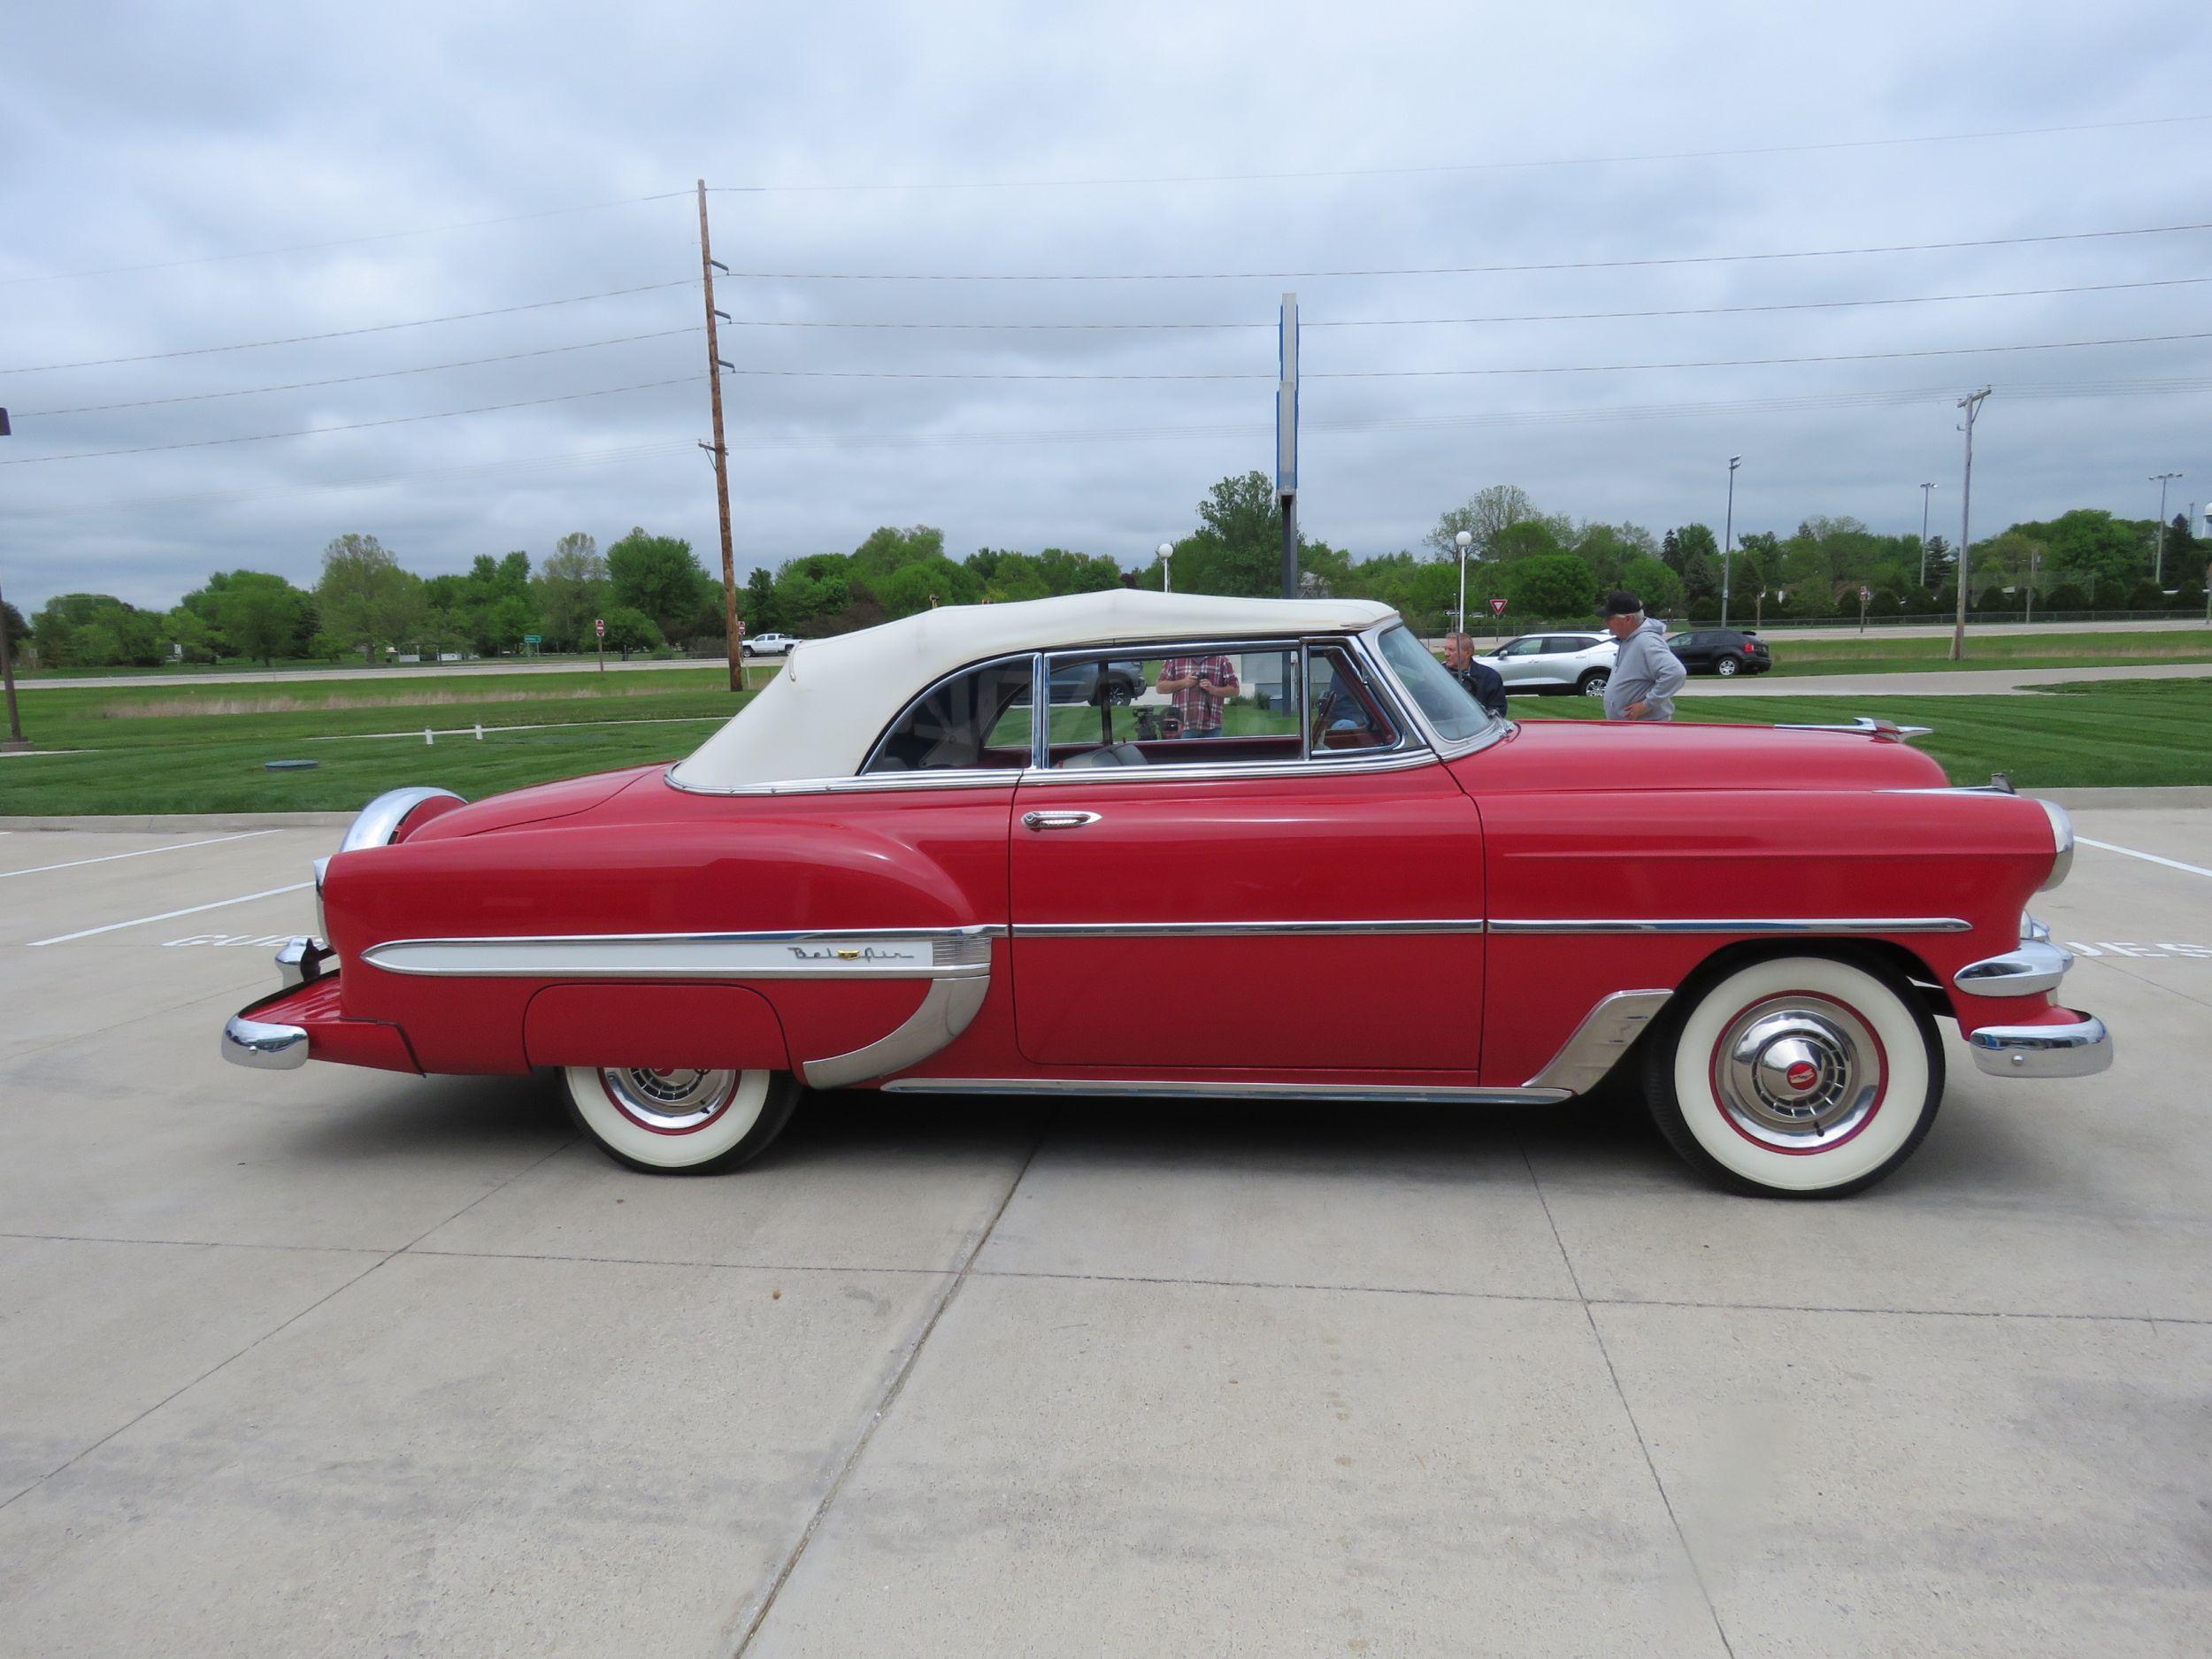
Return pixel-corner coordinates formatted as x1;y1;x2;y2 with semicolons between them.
0;812;357;833
2038;787;2212;810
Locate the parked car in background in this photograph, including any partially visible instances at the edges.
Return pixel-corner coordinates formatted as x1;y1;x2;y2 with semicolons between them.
741;632;803;658
1668;627;1772;677
1484;631;1617;697
223;588;2104;1200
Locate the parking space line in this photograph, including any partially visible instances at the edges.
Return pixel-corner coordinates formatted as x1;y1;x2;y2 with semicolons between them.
2078;837;2212;879
0;829;280;880
26;882;313;948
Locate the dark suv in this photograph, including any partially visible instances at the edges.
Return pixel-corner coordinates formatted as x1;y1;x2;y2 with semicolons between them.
1666;628;1772;678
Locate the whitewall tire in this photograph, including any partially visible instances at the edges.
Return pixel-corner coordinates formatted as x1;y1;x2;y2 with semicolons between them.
563;1066;801;1174
1641;954;1942;1197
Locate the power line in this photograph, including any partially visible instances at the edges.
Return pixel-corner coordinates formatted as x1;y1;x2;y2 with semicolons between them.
703;114;2212;193
0;376;704;466
15;328;703;418
718;219;2212;280
2;192;693;287
712;329;2212;380
712;274;2212;332
1;278;698;374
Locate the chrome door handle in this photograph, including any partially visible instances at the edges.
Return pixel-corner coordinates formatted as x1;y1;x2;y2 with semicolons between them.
1022;810;1102;832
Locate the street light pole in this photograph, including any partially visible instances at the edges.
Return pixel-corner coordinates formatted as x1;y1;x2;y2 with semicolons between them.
2151;472;2183;588
1454;530;1473;635
1721;455;1740;628
1950;388;1991;663
1157;542;1174;595
1918;481;1939;587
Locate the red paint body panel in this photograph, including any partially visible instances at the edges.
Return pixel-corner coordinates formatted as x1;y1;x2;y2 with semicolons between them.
522;983;789;1070
247;978;419;1073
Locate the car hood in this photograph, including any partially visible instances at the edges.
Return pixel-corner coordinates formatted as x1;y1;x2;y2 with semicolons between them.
401;765;663;841
1456;718;1949;794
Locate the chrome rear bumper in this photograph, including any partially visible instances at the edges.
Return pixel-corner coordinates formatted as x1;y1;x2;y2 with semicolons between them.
222;1013;310;1070
1969;1014;2112;1079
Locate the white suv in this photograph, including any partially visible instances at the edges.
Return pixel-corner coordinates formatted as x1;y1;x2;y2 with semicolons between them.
1482;631;1617;697
740;632;803;658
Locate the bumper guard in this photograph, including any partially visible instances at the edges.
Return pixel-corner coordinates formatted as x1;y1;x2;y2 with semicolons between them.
1969;1014;2112;1079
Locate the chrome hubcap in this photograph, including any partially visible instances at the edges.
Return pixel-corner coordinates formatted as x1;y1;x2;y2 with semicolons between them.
601;1067;739;1133
1715;996;1881;1151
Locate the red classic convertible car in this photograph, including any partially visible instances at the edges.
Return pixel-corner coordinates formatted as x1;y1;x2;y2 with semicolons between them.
222;591;2108;1197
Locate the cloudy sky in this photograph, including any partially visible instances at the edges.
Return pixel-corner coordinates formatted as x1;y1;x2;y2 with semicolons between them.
4;0;2208;612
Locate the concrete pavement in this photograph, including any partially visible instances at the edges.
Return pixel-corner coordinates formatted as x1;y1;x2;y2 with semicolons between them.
1;811;2207;1655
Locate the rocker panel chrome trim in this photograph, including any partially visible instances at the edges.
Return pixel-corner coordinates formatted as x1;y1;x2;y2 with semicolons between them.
1013;918;1486;940
1525;988;1671;1094
879;1078;1571;1104
358;924;1002;979
1487;916;1971;935
803;974;993;1090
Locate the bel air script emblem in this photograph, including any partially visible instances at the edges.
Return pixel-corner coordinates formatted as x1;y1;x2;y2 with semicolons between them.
787;944;921;964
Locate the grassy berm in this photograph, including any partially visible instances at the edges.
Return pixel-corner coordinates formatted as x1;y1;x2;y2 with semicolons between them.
1;667;2206;815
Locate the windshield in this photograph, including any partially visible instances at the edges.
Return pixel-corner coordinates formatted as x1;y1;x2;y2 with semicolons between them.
1375;625;1500;745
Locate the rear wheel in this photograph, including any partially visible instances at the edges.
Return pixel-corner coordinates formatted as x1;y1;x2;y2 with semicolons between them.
1578;670;1610;697
563;1066;801;1174
1641;954;1942;1197
1715;655;1741;677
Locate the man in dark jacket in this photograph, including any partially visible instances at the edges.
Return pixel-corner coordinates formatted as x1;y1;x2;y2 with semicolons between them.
1444;633;1509;720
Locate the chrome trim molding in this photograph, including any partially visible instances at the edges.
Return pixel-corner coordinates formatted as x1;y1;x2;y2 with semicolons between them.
358;924;1002;979
1525;989;1671;1094
664;765;1025;798
1776;715;1932;741
2035;797;2074;891
1955;939;2073;998
221;1014;310;1071
339;786;465;854
803;974;992;1090
1017;748;1437;787
1013;918;1486;940
277;935;335;988
880;1078;1571;1104
1969;1014;2112;1079
1487;916;1972;936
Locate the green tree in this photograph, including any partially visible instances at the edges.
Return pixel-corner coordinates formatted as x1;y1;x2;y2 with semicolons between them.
162;606;219;664
533;534;609;650
2012;509;2143;595
1617;554;1684;618
598;604;663;659
1504;553;1598;619
741;567;780;631
315;534;421;663
31;594;163;666
877;557;980;618
204;572;312;665
1425;485;1537;558
607;528;710;642
1;600;27;657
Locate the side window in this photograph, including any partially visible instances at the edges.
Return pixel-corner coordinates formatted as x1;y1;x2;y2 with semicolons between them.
865;657;1035;773
1501;637;1543;657
1044;648;1302;769
1306;645;1401;754
1539;636;1582;655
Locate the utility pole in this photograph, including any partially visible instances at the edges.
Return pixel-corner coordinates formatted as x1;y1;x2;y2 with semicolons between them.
1721;455;1740;627
0;406;23;752
1918;481;1938;587
1950;388;1990;663
695;180;741;694
2150;472;2183;588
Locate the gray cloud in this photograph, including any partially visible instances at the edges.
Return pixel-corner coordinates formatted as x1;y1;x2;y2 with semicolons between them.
4;0;2209;612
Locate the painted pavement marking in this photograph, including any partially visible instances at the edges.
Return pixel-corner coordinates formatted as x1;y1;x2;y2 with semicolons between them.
2078;837;2212;880
0;829;279;880
27;882;313;948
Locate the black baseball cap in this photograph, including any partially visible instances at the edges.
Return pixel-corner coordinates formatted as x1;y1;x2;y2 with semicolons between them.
1600;589;1644;617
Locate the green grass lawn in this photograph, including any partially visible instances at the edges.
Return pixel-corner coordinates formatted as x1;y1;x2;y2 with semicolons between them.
1760;627;2212;676
4;668;2206;816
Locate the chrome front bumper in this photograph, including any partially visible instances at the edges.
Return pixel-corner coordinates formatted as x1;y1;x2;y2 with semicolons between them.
1968;1014;2112;1079
222;1013;311;1070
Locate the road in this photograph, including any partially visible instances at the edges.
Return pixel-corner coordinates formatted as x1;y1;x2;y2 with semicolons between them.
1;811;2207;1655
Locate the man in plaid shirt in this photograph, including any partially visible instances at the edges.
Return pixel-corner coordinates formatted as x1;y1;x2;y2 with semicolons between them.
1155;653;1239;738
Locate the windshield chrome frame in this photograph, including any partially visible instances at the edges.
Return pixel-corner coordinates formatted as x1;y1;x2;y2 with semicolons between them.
1365;620;1512;760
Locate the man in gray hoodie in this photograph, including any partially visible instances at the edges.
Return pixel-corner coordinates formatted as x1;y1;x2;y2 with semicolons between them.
1599;589;1687;722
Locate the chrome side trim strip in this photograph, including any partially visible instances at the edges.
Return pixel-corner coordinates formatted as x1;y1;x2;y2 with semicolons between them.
339;786;465;853
1015;749;1437;787
2035;797;2074;891
1775;716;1932;741
222;1014;310;1071
1955;939;2072;998
803;974;992;1090
1524;989;1671;1094
357;924;1002;979
1013;918;1486;940
880;1078;1571;1104
1487;916;1972;935
1969;1014;2111;1079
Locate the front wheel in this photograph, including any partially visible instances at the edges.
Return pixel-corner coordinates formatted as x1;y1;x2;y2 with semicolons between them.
1715;655;1740;677
1640;954;1942;1197
1578;670;1610;697
563;1066;801;1174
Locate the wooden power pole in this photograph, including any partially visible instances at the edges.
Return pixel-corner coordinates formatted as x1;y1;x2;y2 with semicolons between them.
695;180;741;693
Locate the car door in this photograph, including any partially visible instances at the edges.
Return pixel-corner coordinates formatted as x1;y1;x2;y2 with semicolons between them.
1009;639;1486;1072
1490;635;1547;687
1671;631;1709;669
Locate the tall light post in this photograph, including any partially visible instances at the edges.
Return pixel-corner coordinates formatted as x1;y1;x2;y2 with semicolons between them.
1918;481;1939;587
2150;472;2183;587
1454;530;1473;634
1950;388;1991;663
1156;541;1174;595
1720;456;1741;627
0;405;23;753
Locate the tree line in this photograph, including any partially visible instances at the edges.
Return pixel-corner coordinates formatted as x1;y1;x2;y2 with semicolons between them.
12;474;2206;669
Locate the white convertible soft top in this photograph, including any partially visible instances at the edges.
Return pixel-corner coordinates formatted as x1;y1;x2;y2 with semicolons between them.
671;588;1398;789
